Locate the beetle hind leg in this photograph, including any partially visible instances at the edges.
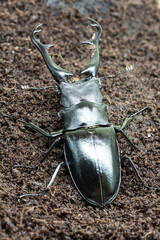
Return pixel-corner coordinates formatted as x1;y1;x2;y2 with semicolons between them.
121;155;160;190
18;161;64;201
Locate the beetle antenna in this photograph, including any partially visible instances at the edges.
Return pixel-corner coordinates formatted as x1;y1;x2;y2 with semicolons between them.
21;85;56;90
100;65;133;79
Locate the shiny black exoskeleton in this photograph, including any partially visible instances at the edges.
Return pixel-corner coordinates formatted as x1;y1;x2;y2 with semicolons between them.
1;18;159;206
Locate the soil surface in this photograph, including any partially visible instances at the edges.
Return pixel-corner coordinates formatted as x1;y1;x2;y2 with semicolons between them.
0;0;160;239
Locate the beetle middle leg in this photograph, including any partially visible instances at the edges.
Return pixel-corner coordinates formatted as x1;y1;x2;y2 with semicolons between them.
114;106;149;149
115;128;137;150
121;155;160;190
12;137;62;170
119;106;149;131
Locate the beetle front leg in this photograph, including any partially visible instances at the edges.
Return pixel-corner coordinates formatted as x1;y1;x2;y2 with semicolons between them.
18;161;64;201
121;155;160;190
0;113;63;138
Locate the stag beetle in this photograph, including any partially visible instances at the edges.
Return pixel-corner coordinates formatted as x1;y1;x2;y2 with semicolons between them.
1;18;160;207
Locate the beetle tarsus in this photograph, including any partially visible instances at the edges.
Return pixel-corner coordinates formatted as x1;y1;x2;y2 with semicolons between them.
130;106;149;117
115;128;138;150
0;113;63;138
120;106;149;130
17;190;48;202
12;138;62;170
17;161;64;201
114;106;150;150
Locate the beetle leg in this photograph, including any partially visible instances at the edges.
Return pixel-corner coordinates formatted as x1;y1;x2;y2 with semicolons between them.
0;113;63;138
120;106;149;130
17;161;64;201
115;128;137;150
12;137;62;170
121;155;160;190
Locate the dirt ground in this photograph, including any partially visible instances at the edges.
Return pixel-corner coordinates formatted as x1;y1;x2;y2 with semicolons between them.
0;0;160;239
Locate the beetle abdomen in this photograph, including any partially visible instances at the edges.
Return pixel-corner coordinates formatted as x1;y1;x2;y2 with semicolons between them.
64;127;121;206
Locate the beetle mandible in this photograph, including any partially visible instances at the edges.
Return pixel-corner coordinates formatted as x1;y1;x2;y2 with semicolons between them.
1;18;160;207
